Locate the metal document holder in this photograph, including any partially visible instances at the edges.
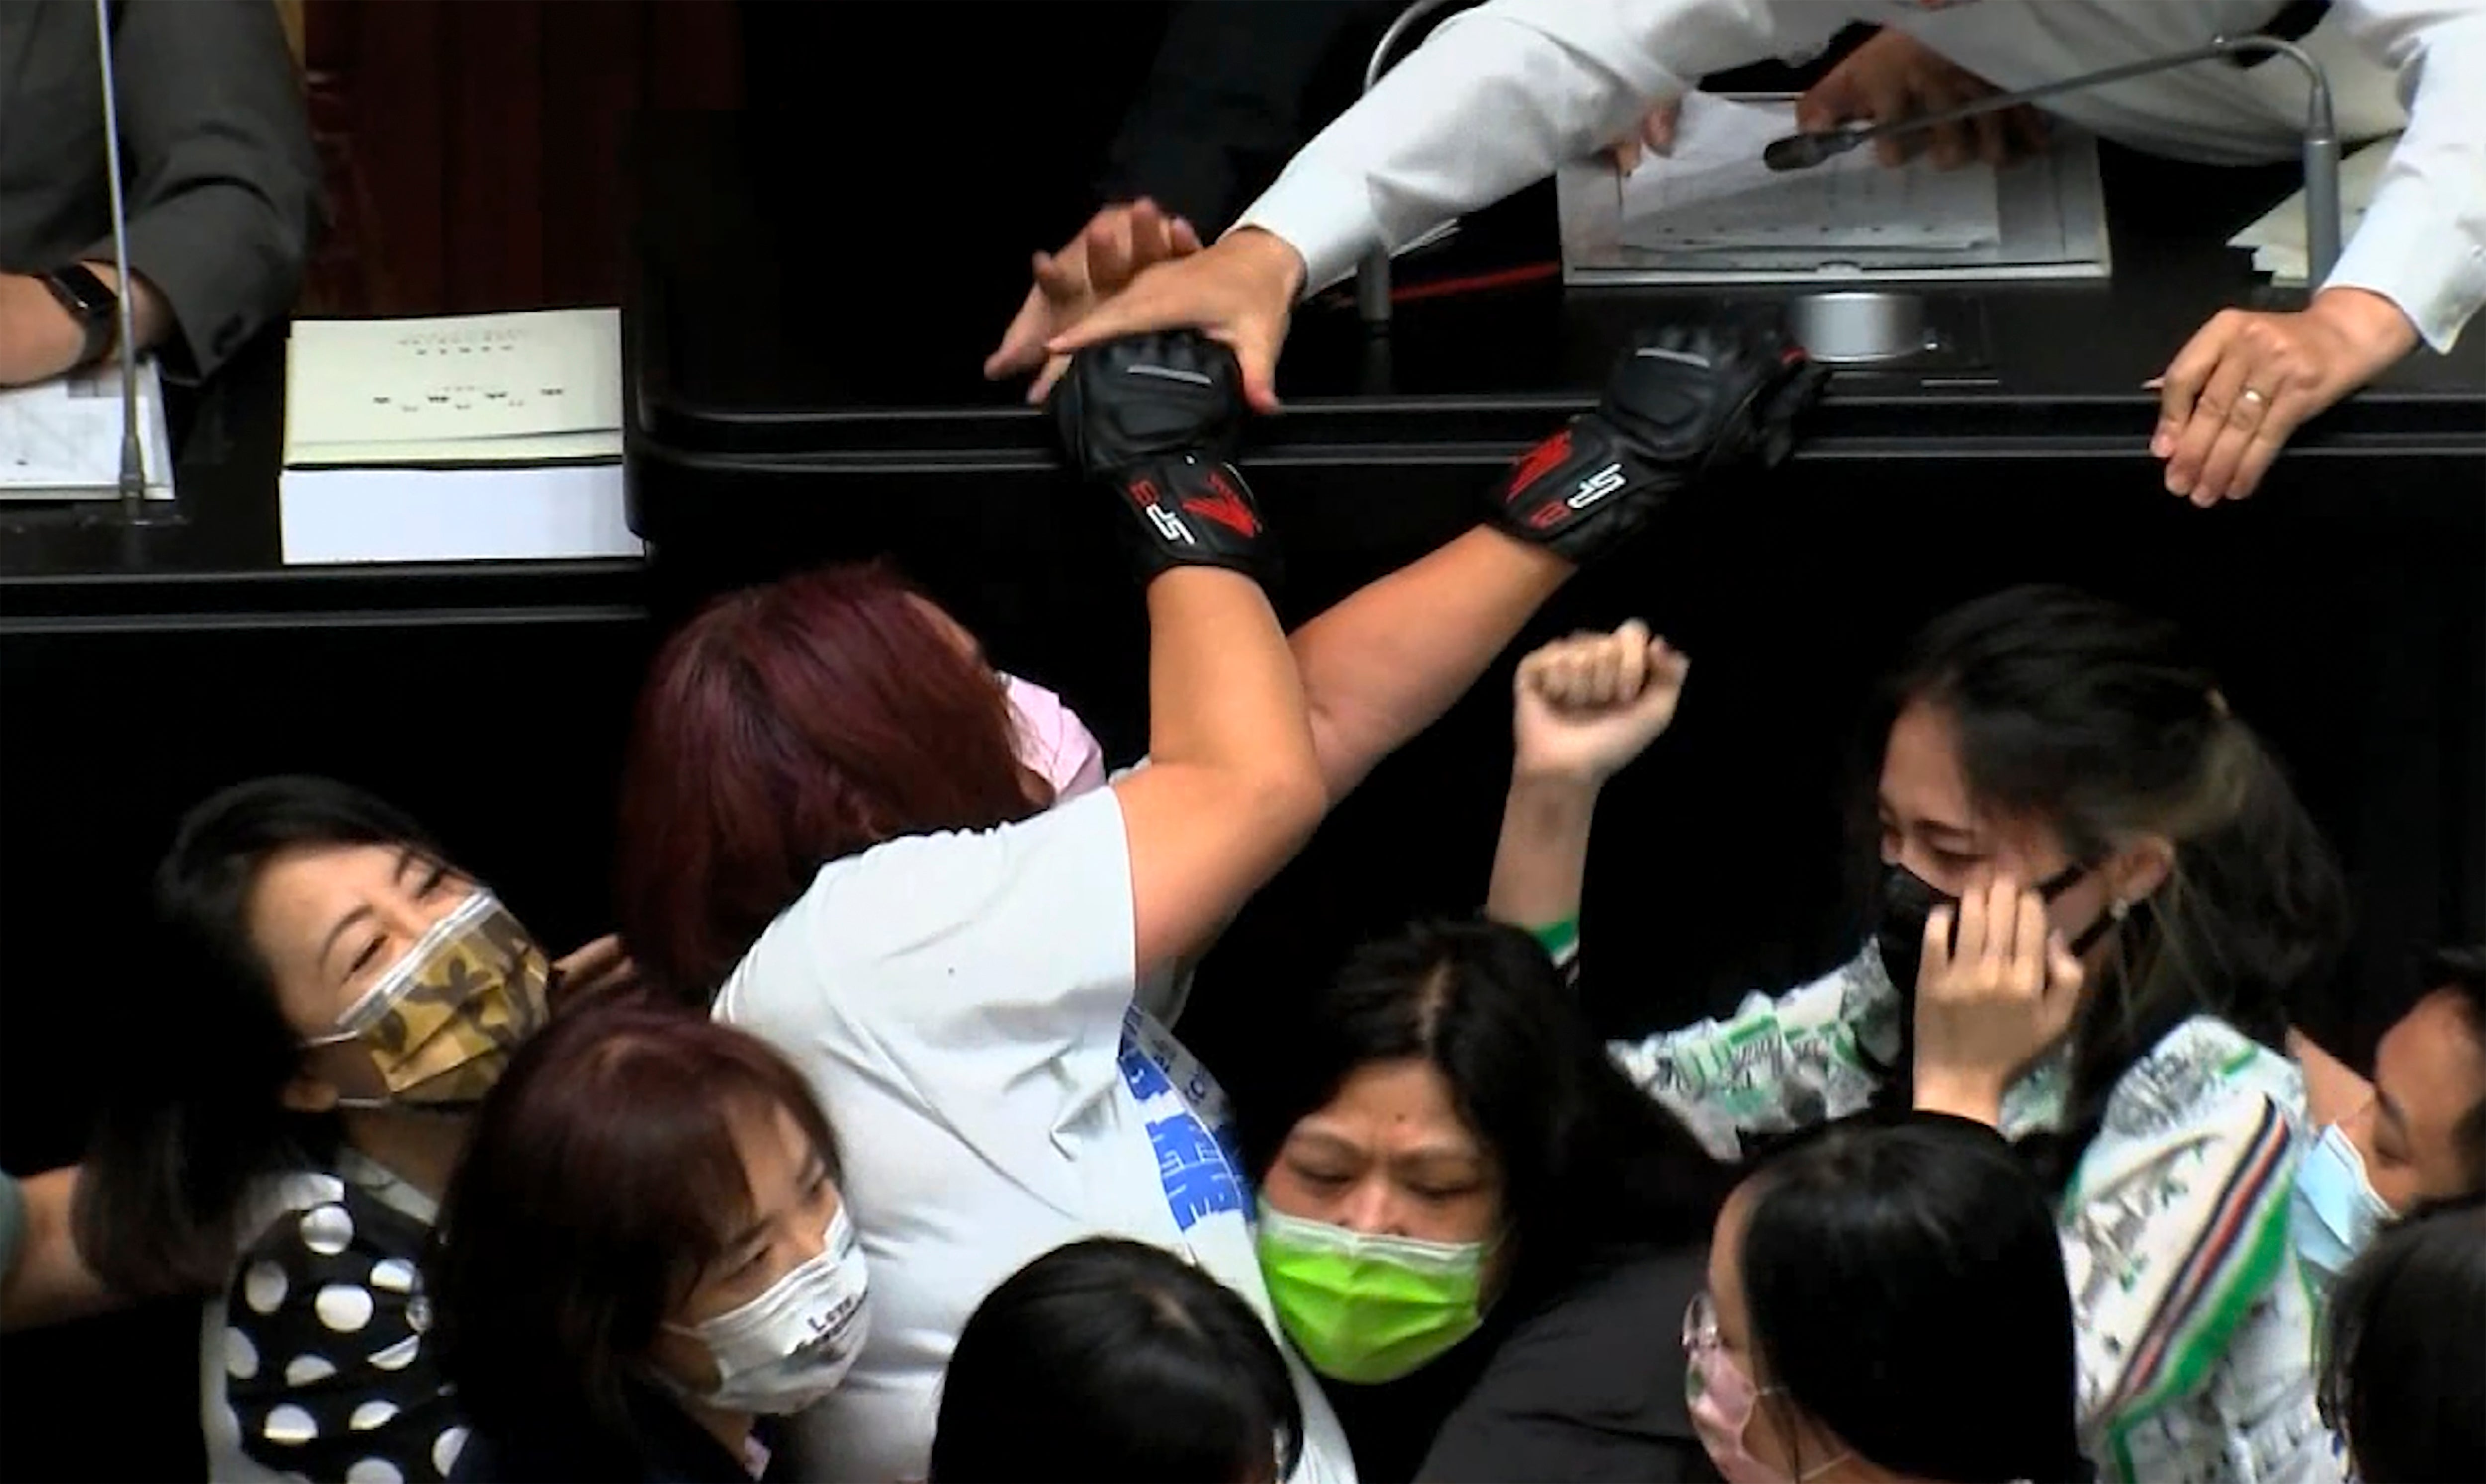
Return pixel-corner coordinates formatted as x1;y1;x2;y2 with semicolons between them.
1556;97;2112;288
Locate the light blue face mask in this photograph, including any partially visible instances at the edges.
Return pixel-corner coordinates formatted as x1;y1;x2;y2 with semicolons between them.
2291;1120;2395;1292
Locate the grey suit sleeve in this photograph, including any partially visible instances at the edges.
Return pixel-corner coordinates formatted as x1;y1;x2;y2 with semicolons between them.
76;0;321;378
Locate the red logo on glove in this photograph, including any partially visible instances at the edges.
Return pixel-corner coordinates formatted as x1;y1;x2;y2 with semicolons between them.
1505;429;1574;503
1182;468;1260;539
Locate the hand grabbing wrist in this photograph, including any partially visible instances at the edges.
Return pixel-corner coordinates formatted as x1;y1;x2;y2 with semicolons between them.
1225;227;1308;303
1052;331;1279;588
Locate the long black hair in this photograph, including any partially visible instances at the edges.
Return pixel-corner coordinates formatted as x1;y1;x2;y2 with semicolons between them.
1242;918;1732;1287
2319;1194;2486;1483
931;1237;1305;1484
74;777;443;1294
1864;586;2349;1190
1738;1114;2089;1483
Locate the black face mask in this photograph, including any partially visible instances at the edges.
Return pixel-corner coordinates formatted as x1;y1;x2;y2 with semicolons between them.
1872;860;2117;993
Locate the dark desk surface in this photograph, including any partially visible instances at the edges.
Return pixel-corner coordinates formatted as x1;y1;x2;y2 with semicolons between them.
629;115;2483;475
0;326;647;626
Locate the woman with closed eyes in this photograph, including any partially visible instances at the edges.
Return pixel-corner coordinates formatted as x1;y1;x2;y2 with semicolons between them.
61;776;612;1484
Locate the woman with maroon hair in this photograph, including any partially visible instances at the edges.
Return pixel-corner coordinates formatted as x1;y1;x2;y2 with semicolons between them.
427;1001;866;1484
612;328;1815;1484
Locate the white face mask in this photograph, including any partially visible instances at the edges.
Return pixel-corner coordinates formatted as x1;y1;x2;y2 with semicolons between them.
666;1205;871;1415
1003;673;1107;801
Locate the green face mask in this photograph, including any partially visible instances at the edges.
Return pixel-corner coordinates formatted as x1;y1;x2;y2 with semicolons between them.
1255;1199;1487;1385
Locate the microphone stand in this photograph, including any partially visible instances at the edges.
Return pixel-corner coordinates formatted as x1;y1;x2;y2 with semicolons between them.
1354;0;1464;331
93;0;173;533
1763;35;2341;285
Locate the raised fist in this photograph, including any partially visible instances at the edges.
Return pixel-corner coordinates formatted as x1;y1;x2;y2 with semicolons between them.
1511;620;1691;787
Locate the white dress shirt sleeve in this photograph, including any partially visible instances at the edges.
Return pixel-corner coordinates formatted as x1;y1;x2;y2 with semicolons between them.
2322;0;2486;350
1232;0;1855;293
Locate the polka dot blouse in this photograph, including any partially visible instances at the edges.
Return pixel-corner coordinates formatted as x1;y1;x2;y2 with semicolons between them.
220;1169;465;1484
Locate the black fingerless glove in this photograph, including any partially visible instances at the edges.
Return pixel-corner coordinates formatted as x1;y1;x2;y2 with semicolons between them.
1051;331;1280;588
1486;321;1828;566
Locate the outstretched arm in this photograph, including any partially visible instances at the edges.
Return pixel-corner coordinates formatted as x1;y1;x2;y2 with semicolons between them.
1233;0;1849;297
1290;316;1831;807
1119;568;1327;972
1291;528;1573;807
1055;332;1326;974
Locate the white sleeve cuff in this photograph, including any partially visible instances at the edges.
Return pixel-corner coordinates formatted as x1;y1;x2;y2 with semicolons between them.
2324;190;2486;353
1229;161;1386;300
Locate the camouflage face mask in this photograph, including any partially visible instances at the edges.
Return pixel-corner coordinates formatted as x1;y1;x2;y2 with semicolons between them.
304;890;551;1109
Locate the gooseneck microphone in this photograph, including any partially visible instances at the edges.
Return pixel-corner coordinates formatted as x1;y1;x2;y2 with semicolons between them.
1762;35;2342;283
93;0;152;521
1758;130;1869;174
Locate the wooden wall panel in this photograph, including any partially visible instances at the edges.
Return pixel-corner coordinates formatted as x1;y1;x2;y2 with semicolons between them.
646;0;744;111
445;0;547;306
302;0;742;317
330;0;448;311
541;0;644;303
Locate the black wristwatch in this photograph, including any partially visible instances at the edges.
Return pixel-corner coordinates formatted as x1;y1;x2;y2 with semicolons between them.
38;263;119;369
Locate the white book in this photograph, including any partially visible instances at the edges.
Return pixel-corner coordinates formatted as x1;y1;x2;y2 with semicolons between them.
283;308;623;467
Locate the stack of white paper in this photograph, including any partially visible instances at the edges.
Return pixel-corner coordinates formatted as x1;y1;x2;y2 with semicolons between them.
0;361;177;502
2226;139;2394;286
1620;94;2002;254
283;308;624;466
278;464;640;565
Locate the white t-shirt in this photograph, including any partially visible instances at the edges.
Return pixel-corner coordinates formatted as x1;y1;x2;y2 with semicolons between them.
714;787;1355;1484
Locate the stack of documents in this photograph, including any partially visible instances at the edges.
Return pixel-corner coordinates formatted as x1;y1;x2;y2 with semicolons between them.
278;308;640;565
1619;94;2003;255
2226;139;2394;287
0;361;177;502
